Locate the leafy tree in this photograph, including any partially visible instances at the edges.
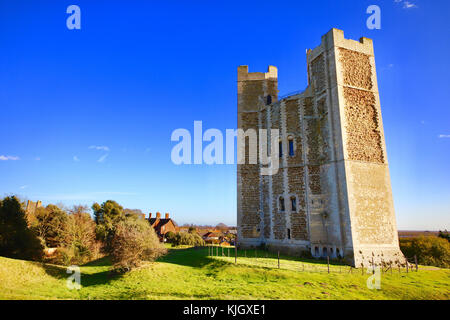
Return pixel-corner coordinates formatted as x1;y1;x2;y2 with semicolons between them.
0;196;43;260
188;226;197;234
92;200;127;250
165;231;177;242
110;218;166;272
28;205;67;248
171;232;205;247
400;236;450;268
438;230;450;242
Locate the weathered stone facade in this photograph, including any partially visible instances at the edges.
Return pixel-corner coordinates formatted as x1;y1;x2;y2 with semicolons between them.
237;29;405;267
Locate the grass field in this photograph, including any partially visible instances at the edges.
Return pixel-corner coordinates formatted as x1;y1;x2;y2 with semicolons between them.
0;246;449;300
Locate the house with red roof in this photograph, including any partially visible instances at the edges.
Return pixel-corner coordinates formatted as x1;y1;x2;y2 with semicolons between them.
148;212;177;242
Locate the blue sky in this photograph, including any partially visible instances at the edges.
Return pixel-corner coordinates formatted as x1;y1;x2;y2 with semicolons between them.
0;0;449;229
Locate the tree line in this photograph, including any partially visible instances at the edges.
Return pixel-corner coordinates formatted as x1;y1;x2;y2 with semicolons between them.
0;196;166;272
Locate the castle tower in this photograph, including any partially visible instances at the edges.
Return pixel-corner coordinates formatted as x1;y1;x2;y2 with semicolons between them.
237;65;278;245
237;29;405;267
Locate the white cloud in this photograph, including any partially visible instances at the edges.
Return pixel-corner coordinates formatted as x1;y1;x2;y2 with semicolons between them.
0;155;20;161
73;156;80;162
20;185;28;189
97;154;108;163
89;145;110;151
438;134;450;138
403;1;418;9
394;0;418;9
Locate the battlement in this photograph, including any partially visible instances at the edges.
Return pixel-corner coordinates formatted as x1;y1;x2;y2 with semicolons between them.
308;28;374;61
237;65;278;81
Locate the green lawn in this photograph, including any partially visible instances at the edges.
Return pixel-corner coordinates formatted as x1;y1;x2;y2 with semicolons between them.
0;247;449;300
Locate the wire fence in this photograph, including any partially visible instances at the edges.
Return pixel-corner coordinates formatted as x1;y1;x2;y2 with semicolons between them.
197;245;420;275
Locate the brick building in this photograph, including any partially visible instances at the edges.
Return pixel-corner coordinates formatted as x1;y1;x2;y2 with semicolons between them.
237;29;405;267
149;212;177;241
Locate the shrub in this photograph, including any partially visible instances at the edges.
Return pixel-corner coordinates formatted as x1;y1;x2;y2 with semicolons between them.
171;232;205;247
400;236;450;268
59;212;103;265
438;230;450;242
28;205;67;248
110;218;166;272
0;196;43;261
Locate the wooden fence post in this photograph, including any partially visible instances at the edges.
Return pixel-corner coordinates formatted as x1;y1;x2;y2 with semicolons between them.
277;251;280;269
414;255;418;272
372;257;375;274
327;256;330;274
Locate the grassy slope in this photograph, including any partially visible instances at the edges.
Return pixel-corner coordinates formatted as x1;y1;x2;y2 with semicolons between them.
0;247;449;300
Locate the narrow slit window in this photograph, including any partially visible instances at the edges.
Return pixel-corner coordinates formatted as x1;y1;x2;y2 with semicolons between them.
279;141;283;158
279;197;285;212
291;196;297;212
266;95;272;105
288;138;294;156
287;228;291;239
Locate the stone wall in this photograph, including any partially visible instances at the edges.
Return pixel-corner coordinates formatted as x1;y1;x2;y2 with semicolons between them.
237;29;404;266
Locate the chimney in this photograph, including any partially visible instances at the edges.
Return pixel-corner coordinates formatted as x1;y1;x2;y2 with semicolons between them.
149;212;152;219
165;213;169;219
156;212;161;219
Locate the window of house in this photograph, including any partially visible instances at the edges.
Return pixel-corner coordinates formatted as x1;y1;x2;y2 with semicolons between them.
279;141;283;158
266;95;272;105
279;196;285;212
287;228;291;239
290;196;297;212
288;138;294;156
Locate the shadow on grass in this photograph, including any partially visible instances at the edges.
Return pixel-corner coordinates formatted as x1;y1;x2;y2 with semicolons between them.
41;256;124;287
159;246;348;272
82;256;112;267
158;247;230;270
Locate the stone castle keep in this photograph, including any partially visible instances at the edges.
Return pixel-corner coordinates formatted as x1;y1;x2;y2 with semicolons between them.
237;29;405;266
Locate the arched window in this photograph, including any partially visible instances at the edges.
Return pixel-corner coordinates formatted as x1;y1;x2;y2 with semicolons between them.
279;141;283;158
323;247;328;257
314;246;319;257
288;138;294;156
279;196;285;212
290;196;297;212
266;95;272;105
